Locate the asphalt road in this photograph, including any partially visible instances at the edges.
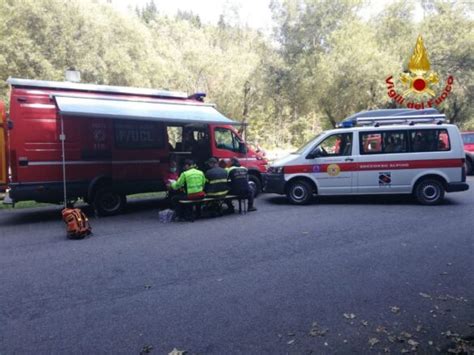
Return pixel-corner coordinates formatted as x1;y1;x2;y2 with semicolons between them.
1;178;473;354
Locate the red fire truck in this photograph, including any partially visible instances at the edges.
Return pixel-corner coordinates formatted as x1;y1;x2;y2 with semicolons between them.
0;101;7;192
1;78;267;215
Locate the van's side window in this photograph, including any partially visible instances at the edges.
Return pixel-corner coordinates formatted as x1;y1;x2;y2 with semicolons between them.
410;129;450;152
360;131;408;154
360;133;382;154
214;128;239;152
310;133;353;157
384;131;408;153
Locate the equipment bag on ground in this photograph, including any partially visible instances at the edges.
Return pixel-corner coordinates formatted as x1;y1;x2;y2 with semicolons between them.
62;208;92;239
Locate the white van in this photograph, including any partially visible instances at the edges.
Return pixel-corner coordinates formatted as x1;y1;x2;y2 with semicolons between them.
264;109;469;205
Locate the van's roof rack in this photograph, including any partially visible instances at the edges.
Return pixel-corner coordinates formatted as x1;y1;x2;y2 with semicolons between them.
337;108;447;128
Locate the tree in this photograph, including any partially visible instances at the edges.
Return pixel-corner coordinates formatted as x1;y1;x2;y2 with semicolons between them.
0;0;471;148
418;1;473;127
176;10;202;28
137;0;158;24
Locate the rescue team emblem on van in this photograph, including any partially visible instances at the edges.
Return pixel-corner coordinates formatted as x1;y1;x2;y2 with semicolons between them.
327;164;341;177
379;172;392;186
385;35;454;110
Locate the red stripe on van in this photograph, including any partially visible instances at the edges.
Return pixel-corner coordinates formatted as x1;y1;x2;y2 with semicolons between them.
284;158;464;174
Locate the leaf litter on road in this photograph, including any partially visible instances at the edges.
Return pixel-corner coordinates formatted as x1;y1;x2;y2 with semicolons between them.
376;325;388;334
444;332;474;354
407;339;419;350
309;322;328;337
368;337;380;347
140;345;153;354
400;331;413;339
390;306;400;314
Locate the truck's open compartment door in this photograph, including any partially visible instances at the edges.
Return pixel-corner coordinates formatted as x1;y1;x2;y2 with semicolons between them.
0;102;7;185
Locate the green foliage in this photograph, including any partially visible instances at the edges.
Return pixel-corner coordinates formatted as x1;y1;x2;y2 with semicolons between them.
315;19;397;128
270;0;473;138
0;0;472;149
137;0;159;24
419;1;474;128
374;0;416;63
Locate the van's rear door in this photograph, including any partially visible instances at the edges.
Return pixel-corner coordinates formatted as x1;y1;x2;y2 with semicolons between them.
0;102;7;186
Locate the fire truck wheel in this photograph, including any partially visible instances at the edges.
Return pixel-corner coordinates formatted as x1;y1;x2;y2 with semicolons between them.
93;188;126;216
248;174;262;197
287;180;313;205
414;178;445;205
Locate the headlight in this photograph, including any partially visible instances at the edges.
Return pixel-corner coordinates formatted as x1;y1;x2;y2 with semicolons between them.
269;166;284;174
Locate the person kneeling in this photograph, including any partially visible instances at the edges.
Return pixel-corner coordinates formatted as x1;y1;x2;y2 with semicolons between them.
227;157;257;212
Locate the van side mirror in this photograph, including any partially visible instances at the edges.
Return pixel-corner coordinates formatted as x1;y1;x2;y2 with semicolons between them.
306;147;322;159
239;142;247;154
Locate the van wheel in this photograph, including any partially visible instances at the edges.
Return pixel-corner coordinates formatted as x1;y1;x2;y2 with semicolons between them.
248;174;262;197
414;179;445;205
93;188;126;216
287;180;313;205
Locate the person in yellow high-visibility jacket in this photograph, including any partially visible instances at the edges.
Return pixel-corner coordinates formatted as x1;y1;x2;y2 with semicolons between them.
167;159;206;219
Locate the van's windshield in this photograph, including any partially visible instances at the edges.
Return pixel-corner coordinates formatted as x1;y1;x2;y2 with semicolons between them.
293;133;324;154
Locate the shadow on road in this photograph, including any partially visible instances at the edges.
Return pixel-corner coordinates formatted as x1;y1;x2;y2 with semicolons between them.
0;207;64;226
0;191;463;227
124;196;169;214
0;197;170;226
266;194;459;206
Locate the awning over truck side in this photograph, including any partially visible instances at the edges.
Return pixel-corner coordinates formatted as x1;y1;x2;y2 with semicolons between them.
53;95;242;125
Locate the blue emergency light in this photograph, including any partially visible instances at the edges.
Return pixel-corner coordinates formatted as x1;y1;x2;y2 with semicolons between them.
188;92;207;102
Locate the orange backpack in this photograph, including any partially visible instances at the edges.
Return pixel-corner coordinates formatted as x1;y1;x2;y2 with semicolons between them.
62;208;92;239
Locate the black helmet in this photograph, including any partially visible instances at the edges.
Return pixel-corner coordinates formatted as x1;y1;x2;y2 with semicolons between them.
230;157;241;167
